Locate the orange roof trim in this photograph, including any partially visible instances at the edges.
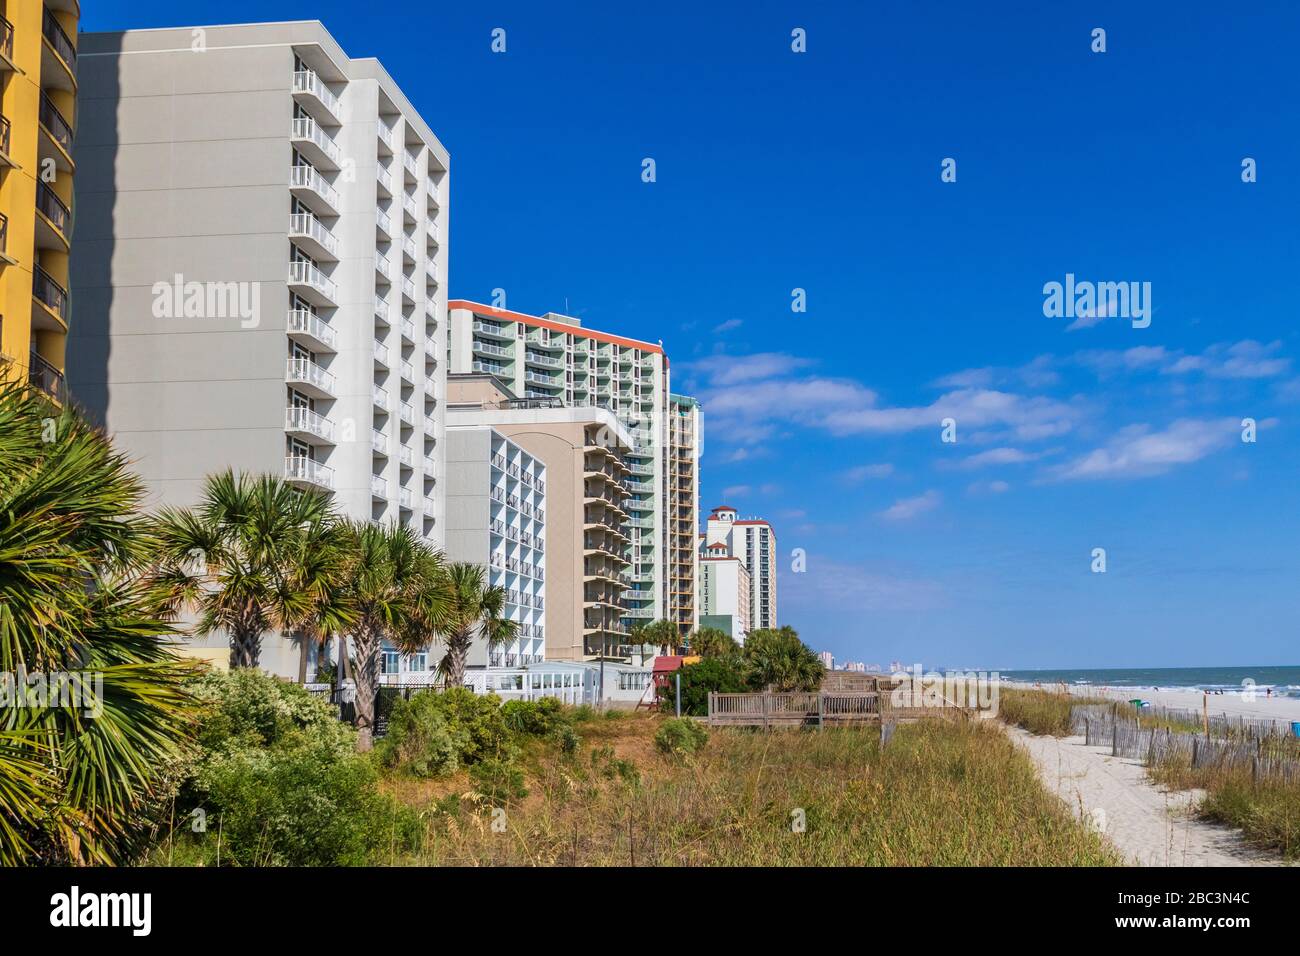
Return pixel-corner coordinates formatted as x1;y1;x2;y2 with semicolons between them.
450;300;666;356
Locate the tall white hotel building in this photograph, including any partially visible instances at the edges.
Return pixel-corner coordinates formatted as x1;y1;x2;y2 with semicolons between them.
701;506;777;633
68;22;448;675
447;301;702;642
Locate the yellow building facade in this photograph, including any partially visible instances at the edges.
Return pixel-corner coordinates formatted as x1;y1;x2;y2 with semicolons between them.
0;0;77;399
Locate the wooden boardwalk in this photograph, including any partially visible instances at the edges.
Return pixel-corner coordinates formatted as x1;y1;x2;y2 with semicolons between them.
706;678;970;729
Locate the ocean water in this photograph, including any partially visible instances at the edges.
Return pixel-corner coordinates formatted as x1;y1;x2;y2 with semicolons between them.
996;666;1300;698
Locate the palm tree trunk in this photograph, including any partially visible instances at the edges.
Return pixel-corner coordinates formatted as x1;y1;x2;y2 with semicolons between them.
353;627;379;752
230;626;260;669
444;631;469;689
297;632;309;684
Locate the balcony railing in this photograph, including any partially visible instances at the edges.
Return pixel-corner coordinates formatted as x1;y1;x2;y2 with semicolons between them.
39;93;73;154
285;356;336;394
401;318;415;341
400;360;414;382
398;401;414;425
289;165;339;210
0;116;10;157
401;277;416;301
373;340;390;365
34;180;70;238
28;351;65;401
289;212;338;258
402;194;418;220
0;17;13;63
290;116;341;166
42;9;76;72
288;260;336;303
291;69;340;119
374;295;390;322
0;213;7;256
403;152;420;179
285;456;334;490
377;121;395;150
285;406;335;442
372;383;390;410
374;251;392;281
376;208;392;235
371;429;388;454
370;475;388;498
377;166;393;195
33;266;68;321
399;488;413;509
287;309;337;350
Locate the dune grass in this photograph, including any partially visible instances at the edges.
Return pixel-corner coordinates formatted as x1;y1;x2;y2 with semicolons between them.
386;714;1120;866
998;688;1096;736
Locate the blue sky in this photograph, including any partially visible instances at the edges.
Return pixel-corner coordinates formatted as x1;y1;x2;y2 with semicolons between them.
85;1;1300;668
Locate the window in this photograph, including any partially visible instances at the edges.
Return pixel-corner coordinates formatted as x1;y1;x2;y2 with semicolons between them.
406;652;427;672
381;650;400;674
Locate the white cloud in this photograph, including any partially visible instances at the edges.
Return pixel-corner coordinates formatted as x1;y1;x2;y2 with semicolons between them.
968;479;1011;495
783;558;947;612
878;490;942;521
842;463;894;482
713;318;743;334
1048;418;1239;481
952;447;1043;469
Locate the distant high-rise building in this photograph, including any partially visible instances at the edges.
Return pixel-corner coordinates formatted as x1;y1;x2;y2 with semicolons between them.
447;300;701;643
701;505;777;631
698;555;750;642
818;650;834;670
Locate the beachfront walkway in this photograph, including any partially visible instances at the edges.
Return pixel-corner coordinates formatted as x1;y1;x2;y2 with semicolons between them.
1006;727;1284;867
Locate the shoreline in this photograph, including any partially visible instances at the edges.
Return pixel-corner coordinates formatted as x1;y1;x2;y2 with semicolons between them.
1001;679;1300;724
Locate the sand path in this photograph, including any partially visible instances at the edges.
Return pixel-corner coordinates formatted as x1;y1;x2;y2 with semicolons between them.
1006;726;1283;867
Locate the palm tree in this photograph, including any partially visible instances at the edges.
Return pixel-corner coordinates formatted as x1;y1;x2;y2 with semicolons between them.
636;618;681;656
286;516;358;685
742;626;826;692
428;562;517;690
689;625;739;659
0;381;195;864
148;470;340;669
337;520;443;751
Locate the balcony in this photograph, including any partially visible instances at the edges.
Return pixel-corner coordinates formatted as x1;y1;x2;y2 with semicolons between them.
525;351;562;369
372;383;391;411
292;69;341;124
398;401;414;425
472;360;506;376
423;495;437;514
401;277;416;303
424;379;437;400
34;181;70;251
285;406;335;444
374;251;393;283
403;152;421;180
376;165;393;198
288;212;339;260
290;116;341;170
425;179;440;209
374;295;390;325
400;318;415;342
285;456;334;492
373;340;390;367
402;236;417;263
0;17;13;72
473;340;511;359
424;338;439;360
38;93;73;169
289;165;340;217
370;475;388;499
287;309;338;352
0;115;12;167
371;429;389;456
287;259;337;306
32;266;68;330
399;488;413;510
400;360;414;382
40;8;75;90
472;320;512;341
402;194;418;222
422;455;436;473
28;351;65;402
425;259;438;287
398;445;413;468
377;121;395;154
285;356;336;398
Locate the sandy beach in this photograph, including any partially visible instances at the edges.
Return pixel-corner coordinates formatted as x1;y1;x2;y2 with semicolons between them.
1007;726;1285;867
1005;680;1300;726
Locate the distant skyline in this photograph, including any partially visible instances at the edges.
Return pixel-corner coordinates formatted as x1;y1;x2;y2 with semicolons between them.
85;0;1300;667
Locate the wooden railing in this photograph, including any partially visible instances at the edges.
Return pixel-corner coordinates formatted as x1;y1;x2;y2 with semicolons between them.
707;692;882;728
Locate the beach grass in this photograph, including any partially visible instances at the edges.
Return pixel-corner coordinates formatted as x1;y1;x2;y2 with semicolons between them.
1149;755;1300;860
385;713;1120;866
998;688;1098;736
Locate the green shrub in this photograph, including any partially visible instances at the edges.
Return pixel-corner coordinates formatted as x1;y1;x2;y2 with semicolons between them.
417;687;514;765
654;717;709;757
502;696;565;736
556;724;581;757
375;693;464;777
470;757;528;802
193;738;415;866
190;668;349;755
660;657;748;716
173;670;419;866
